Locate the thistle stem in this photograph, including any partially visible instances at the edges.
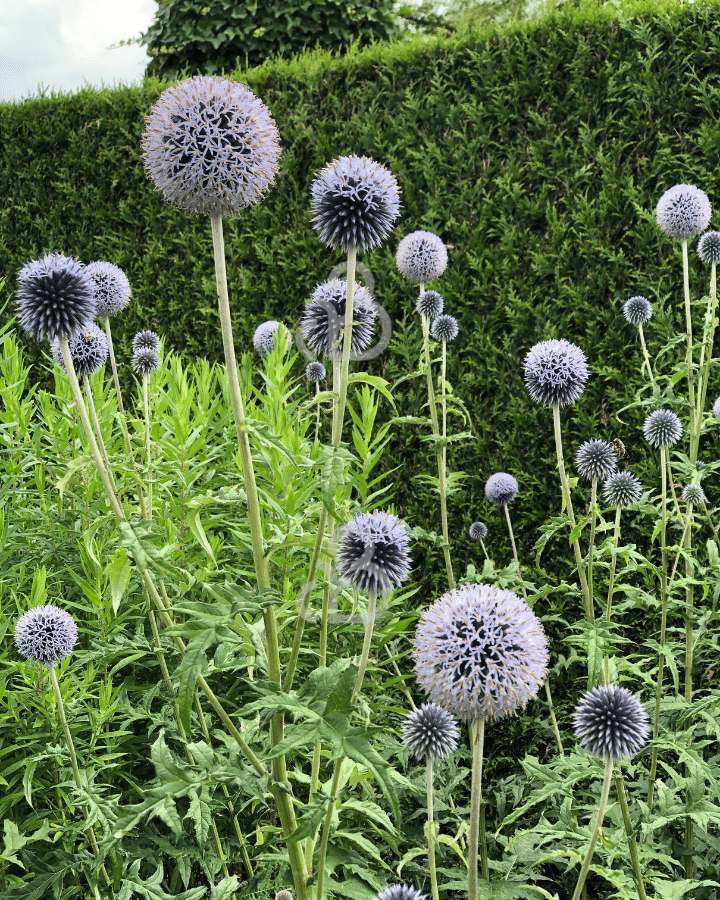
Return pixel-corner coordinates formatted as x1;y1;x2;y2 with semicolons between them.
588;480;597;620
351;587;377;705
427;755;440;900
667;504;693;596
615;767;647;900
601;506;622;686
467;717;487;900
332;244;357;446
570;757;614;900
143;374;152;521
503;504;524;596
682;239;698;449
692;260;717;462
82;373;115;490
438;339;454;588
638;323;655;386
316;759;343;900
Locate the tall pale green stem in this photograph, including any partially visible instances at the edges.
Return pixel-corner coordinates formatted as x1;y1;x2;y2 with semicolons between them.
331;245;357;446
438;339;454;588
351;588;377;705
638;323;655;386
426;755;440;900
467;717;487;900
601;506;622;685
316;759;343;900
571;758;614;900
83;374;115;489
692;260;717;462
143;374;152;520
614;769;647;900
682;239;697;447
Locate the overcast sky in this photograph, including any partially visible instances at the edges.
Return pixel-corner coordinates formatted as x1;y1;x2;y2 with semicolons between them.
0;0;157;105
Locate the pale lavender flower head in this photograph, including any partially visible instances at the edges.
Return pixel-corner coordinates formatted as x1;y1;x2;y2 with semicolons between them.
523;339;588;407
373;886;428;900
401;702;459;761
412;583;549;723
301;279;376;359
623;296;652;326
572;684;649;762
682;483;705;506
51;323;108;376
485;472;518;506
132;330;160;353
305;360;326;383
603;471;643;509
643;409;682;448
469;521;488;542
712;396;720;418
416;289;444;319
131;347;161;376
575;439;618;482
656;184;711;240
430;314;458;343
86;261;131;317
310;155;401;252
275;893;293;900
698;230;720;264
253;320;280;356
14;253;96;342
15;605;78;666
142;75;281;217
336;510;411;595
396;231;448;283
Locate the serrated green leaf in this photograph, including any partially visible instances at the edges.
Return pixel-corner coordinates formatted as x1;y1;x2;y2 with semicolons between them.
186;508;215;562
185;787;211;844
173;633;214;734
210;877;241;900
104;548;131;615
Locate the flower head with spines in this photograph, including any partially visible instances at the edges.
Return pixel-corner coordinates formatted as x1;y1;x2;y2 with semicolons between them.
87;261;131;317
643;409;682;449
15;605;78;666
301;279;376;358
131;347;161;376
656;184;711;240
469;521;488;542
51;323;108;376
575;439;618;482
15;253;96;342
401;702;459;761
523;339;588;407
305;360;326;383
132;330;160;353
430;314;458;343
572;684;649;762
682;483;705;506
416;290;444;319
336;510;411;595
253;320;281;356
396;231;447;283
485;472;518;506
603;471;643;509
623;296;652;326
373;886;428;900
698;230;720;264
712;397;720;419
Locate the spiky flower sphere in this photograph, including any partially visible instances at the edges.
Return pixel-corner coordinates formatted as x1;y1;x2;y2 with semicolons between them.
305;360;326;383
275;893;293;900
301;279;376;359
401;702;460;761
712;396;720;418
682;483;705;505
416;289;444;319
132;330;160;353
485;472;518;506
14;253;96;342
253;320;280;356
623;295;652;326
373;886;428;900
412;583;549;723
603;471;643;509
142;75;280;217
656;184;711;240
430;313;458;343
572;684;649;762
523;339;588;408
336;510;411;595
469;521;488;542
575;439;618;482
51;323;109;376
396;231;448;283
643;409;683;449
310;155;401;252
15;605;78;667
698;230;720;264
86;261;131;317
131;347;161;376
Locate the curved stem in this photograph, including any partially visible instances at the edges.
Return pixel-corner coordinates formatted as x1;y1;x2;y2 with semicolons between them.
638;323;656;387
571;757;614;900
467;717;487;900
615;767;647;900
682;239;698;450
438;340;454;588
351;588;377;705
427;755;440;900
692;260;717;461
588;480;597;621
503;504;524;598
83;374;113;485
332;245;357;446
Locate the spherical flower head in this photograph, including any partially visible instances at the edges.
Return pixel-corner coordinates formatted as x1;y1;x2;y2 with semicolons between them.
305;360;326;383
15;605;78;666
300;279;376;359
396;231;448;283
50;323;109;377
682;483;705;505
253;320;280;356
712;396;720;419
643;409;682;449
603;471;643;509
132;330;160;353
469;521;488;542
131;346;161;376
373;886;428;900
275;893;293;900
412;583;549;723
142;75;281;217
416;289;444;319
698;230;720;264
310;154;401;252
86;261;131;317
523;339;588;408
485;472;518;506
15;253;96;342
623;295;652;326
401;702;459;762
572;684;649;762
656;184;711;240
575;439;618;482
336;510;411;595
430;314;458;343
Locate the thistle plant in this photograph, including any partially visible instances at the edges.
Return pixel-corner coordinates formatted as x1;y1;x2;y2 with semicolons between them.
301;278;377;359
131;340;162;520
468;520;489;561
623;295;655;384
306;360;327;441
396;230;448;285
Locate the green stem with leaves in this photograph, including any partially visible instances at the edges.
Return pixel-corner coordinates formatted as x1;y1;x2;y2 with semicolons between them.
571;757;614;900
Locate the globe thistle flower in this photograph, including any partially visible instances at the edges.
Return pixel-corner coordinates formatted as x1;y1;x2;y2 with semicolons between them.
132;330;160;353
623;295;652;326
131;347;161;376
253;320;280;356
336;510;411;595
142;75;281;217
86;261;131;317
603;471;643;509
430;314;458;343
696;460;706;469
712;396;720;418
300;279;376;358
698;230;720;264
485;472;518;506
412;583;549;723
275;893;293;900
416;289;444;319
523;339;588;408
305;360;326;383
396;231;448;284
643;409;682;449
15;605;78;666
655;184;711;240
373;886;428;900
401;701;459;761
575;439;618;482
469;521;488;542
572;684;649;762
682;483;705;505
14;253;96;342
51;323;108;376
310;155;401;252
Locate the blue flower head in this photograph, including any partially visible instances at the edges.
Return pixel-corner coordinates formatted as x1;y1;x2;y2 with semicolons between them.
336;510;411;595
15;605;78;666
15;253;96;342
51;323;108;376
656;184;711;240
573;684;649;762
523;339;588;407
396;231;447;283
87;261;131;317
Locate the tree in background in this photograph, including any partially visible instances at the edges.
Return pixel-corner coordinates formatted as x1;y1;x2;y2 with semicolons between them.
397;0;545;34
